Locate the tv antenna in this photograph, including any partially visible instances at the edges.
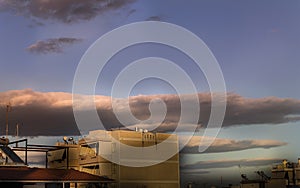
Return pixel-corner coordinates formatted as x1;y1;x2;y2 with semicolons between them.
5;102;12;138
239;164;249;181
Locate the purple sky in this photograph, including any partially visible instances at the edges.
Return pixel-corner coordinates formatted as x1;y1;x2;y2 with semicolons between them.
0;0;300;186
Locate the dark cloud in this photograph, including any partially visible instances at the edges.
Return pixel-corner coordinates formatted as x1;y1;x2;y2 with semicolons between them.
1;89;300;136
0;0;135;23
146;16;163;21
223;94;300;126
181;136;287;154
28;19;45;28
181;158;282;170
26;37;82;54
107;93;300;130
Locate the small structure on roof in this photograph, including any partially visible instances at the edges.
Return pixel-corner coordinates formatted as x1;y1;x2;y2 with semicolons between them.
0;138;114;188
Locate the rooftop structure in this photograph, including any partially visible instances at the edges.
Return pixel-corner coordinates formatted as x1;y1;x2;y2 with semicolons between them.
0;138;114;188
271;159;300;188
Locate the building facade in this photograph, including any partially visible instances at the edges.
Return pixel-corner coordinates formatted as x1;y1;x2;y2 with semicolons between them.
48;130;180;188
270;159;300;188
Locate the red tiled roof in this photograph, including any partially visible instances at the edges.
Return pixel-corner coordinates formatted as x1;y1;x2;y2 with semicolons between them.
0;166;113;183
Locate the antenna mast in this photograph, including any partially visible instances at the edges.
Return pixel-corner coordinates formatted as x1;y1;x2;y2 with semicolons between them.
5;103;12;138
16;123;19;137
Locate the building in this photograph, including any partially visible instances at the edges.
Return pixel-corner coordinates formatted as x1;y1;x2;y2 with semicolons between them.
48;129;180;188
0;138;113;188
47;141;80;170
238;159;300;188
270;159;300;188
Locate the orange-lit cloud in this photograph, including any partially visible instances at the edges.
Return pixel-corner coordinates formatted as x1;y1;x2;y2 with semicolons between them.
1;89;300;136
27;38;82;54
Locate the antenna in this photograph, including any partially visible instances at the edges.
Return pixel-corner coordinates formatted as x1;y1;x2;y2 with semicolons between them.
256;171;270;182
16;123;19;137
5;102;12;138
241;174;248;181
16;123;19;147
63;136;68;144
238;164;242;176
239;164;249;181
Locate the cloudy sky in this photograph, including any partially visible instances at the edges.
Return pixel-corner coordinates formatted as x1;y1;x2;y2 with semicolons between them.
1;0;300;186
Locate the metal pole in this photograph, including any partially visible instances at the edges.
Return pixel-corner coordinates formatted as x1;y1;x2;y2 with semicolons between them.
16;123;19;137
5;104;10;138
25;139;28;165
5;107;8;137
66;148;69;169
45;151;48;168
16;123;19;147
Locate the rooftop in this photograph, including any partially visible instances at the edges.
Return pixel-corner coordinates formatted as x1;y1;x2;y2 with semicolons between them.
0;166;113;183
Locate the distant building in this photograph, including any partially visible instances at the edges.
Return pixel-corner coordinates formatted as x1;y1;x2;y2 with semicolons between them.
238;159;300;188
270;159;300;188
48;129;180;188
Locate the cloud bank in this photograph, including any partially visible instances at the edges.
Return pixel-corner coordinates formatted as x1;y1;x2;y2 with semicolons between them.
181;158;282;170
26;38;82;54
1;89;300;136
181;136;287;154
0;0;135;23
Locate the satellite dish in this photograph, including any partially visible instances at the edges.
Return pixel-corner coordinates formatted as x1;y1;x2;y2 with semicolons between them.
63;136;68;144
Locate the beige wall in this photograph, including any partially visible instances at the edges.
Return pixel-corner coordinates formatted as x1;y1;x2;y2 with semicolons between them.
49;130;180;188
119;163;179;181
48;145;80;170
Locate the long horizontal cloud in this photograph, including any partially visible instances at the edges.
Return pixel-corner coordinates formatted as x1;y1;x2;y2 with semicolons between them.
104;93;300;129
181;158;283;170
224;94;300;125
0;0;135;23
180;169;210;175
181;136;287;154
1;89;300;136
26;38;82;54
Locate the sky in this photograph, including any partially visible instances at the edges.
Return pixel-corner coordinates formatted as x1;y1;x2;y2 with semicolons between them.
0;0;300;187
